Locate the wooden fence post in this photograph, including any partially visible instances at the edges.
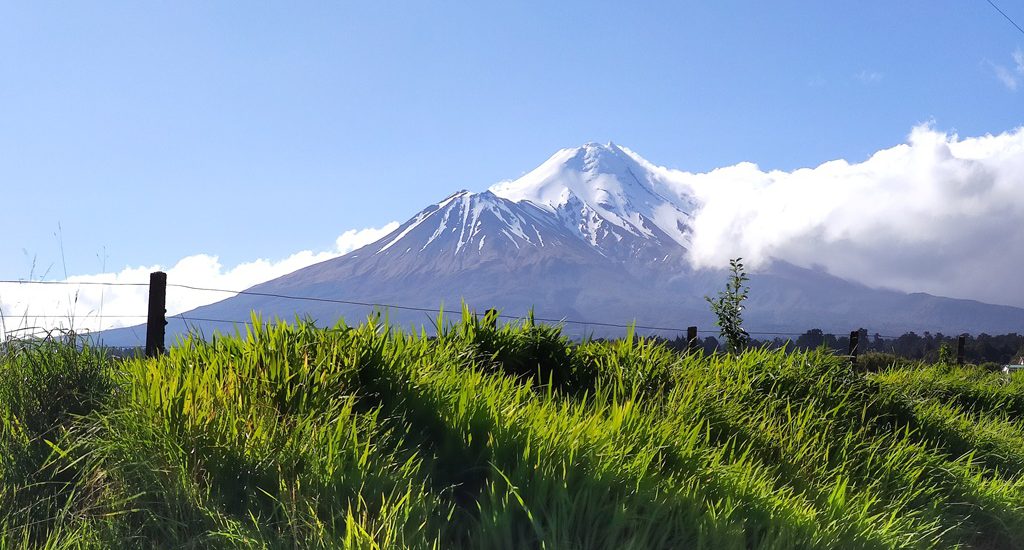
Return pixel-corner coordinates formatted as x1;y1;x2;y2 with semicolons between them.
687;326;698;354
848;330;860;367
957;334;966;366
484;308;498;330
146;271;167;358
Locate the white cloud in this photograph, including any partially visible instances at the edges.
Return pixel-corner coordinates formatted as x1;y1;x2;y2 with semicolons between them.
0;222;399;339
1015;48;1024;74
677;124;1024;307
335;223;400;254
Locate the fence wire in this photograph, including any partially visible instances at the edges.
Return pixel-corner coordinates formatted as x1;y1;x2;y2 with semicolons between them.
0;278;941;339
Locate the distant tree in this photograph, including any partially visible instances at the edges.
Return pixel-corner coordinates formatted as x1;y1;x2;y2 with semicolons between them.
796;329;825;350
705;258;750;354
871;333;884;352
893;332;924;359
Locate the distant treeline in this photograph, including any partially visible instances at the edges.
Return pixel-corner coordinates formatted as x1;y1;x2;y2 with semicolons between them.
95;328;1024;366
664;329;1024;366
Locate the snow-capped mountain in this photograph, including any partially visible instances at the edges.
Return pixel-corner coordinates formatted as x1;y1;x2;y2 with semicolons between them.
357;142;698;268
97;142;1024;346
489;142;696;263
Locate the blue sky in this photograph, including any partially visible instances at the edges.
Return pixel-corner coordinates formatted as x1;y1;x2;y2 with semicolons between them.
2;2;1023;330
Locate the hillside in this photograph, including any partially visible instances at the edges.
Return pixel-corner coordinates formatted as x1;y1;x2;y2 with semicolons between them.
7;316;1024;548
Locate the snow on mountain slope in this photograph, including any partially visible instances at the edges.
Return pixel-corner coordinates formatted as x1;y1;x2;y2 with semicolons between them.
314;188;607;279
489;142;698;260
368;188;577;257
374;190;553;256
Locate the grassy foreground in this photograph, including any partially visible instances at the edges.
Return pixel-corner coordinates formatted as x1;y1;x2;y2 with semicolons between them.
4;314;1024;549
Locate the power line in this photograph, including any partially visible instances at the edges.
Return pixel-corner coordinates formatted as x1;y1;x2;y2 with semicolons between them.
166;282;695;332
0;279;981;339
169;283;445;314
0;280;148;287
0;314;147;319
175;315;248;324
985;0;1024;36
2;277;696;332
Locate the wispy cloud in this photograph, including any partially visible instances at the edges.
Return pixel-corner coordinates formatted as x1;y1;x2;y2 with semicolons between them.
993;63;1019;90
0;222;399;338
855;70;883;84
989;49;1024;90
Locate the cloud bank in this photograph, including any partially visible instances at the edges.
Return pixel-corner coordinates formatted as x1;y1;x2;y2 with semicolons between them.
0;222;398;338
678;124;1024;308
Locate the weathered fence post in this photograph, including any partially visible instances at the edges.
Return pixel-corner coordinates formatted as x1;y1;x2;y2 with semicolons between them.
145;271;167;358
687;326;698;354
957;334;966;366
848;330;860;367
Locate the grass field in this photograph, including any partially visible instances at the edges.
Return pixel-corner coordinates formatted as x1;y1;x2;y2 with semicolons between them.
3;312;1024;548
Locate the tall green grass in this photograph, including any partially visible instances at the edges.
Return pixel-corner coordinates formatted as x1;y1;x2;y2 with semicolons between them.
3;313;1024;548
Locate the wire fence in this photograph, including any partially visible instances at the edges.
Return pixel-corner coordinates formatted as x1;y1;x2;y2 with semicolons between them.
0;277;954;341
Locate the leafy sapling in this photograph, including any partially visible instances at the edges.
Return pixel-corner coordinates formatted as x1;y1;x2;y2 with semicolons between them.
706;258;750;354
937;342;953;366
